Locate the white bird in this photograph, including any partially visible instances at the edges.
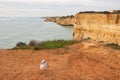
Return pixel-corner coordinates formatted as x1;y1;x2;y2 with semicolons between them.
40;60;48;70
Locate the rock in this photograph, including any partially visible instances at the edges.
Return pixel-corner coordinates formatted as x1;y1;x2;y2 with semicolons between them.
73;13;120;45
45;16;74;26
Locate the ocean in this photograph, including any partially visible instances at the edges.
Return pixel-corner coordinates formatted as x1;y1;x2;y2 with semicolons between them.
0;17;73;49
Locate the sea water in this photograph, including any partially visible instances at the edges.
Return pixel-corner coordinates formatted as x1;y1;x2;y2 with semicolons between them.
0;17;73;49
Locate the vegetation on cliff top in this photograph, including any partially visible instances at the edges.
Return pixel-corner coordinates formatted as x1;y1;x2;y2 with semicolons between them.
77;10;120;14
13;40;76;50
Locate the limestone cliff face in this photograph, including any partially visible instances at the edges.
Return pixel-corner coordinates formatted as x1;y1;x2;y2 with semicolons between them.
45;16;74;26
56;17;74;26
73;13;120;45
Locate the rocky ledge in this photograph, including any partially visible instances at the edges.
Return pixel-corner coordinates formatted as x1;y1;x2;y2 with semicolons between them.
44;15;74;26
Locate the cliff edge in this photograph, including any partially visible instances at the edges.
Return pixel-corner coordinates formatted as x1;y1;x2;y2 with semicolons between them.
73;13;120;45
0;40;120;80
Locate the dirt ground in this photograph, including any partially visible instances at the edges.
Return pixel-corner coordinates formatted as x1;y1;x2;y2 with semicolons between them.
0;40;120;80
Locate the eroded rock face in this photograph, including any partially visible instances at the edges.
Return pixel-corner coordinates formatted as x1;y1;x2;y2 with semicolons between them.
73;13;120;45
56;17;74;26
45;16;74;26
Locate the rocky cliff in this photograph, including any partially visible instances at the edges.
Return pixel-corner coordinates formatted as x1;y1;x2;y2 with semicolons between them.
73;13;120;45
45;16;74;26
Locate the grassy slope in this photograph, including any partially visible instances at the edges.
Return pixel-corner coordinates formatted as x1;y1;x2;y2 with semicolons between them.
13;40;76;50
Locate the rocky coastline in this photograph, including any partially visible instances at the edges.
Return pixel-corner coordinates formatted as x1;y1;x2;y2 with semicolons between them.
44;15;74;26
45;10;120;46
0;10;120;80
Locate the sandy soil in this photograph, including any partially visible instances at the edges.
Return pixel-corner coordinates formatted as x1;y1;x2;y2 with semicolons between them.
0;40;120;80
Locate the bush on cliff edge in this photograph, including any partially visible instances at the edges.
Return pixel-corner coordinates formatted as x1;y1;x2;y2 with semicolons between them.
13;40;75;50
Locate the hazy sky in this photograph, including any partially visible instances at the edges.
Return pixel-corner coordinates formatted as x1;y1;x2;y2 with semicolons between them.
0;0;119;17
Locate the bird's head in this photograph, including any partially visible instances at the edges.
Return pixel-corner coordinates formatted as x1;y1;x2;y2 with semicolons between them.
41;59;46;64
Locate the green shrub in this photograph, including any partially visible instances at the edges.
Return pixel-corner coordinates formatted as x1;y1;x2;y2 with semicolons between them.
28;40;37;46
13;40;75;50
13;42;29;49
16;42;27;47
33;40;74;50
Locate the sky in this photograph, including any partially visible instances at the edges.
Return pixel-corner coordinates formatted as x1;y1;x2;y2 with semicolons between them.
0;0;119;17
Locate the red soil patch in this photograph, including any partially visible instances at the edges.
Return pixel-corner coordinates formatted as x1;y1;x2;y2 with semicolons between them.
0;40;120;80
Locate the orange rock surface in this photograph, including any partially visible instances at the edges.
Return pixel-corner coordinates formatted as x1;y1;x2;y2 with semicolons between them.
0;40;120;80
74;13;120;45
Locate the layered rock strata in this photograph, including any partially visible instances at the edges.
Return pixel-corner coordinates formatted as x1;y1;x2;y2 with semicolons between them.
73;13;120;45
